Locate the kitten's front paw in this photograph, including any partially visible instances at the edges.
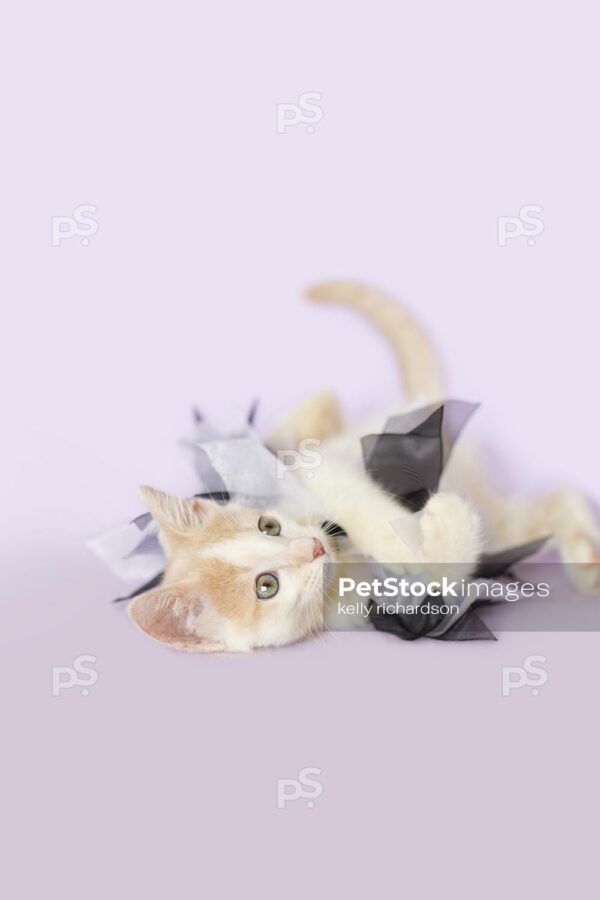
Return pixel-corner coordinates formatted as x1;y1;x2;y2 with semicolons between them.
420;493;483;579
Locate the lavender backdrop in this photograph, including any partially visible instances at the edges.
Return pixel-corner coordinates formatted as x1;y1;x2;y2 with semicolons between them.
3;2;599;898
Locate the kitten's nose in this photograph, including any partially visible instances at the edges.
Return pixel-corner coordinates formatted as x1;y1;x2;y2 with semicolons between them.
312;538;325;559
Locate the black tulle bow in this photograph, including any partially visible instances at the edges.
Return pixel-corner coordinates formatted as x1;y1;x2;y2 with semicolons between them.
362;401;547;640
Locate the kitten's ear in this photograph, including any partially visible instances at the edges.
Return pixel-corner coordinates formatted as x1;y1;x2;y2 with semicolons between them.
138;486;208;534
128;583;225;652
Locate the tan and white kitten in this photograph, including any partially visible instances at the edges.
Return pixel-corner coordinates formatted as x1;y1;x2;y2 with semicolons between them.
129;282;600;652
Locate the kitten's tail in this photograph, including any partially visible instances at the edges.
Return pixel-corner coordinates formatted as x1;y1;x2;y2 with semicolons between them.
305;280;443;401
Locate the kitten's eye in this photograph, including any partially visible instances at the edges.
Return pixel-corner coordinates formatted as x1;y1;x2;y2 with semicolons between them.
256;572;279;600
258;516;281;536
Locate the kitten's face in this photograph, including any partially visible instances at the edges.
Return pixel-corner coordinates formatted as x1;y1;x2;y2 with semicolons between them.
128;487;334;653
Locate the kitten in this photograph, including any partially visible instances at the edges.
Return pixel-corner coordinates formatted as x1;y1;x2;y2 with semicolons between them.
129;282;600;652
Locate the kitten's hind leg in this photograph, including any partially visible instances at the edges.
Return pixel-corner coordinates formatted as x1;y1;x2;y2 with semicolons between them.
267;390;343;451
484;488;600;595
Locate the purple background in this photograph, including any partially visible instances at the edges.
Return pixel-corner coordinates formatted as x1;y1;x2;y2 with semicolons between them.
3;2;599;897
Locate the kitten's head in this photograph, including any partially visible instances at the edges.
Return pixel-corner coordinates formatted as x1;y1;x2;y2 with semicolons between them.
128;486;334;653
